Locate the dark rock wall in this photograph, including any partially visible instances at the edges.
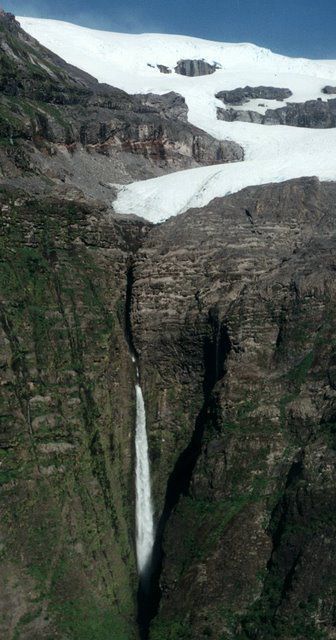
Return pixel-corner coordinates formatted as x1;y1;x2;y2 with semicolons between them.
129;178;336;640
2;170;336;640
0;187;149;639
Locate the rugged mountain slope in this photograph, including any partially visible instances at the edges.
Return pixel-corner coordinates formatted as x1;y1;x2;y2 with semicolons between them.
2;176;335;640
0;12;242;203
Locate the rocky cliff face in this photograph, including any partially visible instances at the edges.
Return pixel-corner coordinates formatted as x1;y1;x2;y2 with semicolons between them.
129;178;336;640
0;185;150;639
2;172;336;640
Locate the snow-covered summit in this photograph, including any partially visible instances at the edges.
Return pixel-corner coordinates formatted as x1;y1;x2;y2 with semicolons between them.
18;17;336;223
17;17;336;96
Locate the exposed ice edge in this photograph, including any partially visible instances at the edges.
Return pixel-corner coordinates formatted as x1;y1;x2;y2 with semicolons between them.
19;17;336;223
113;147;336;224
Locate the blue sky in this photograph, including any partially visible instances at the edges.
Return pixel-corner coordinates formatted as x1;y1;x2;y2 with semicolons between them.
5;0;336;58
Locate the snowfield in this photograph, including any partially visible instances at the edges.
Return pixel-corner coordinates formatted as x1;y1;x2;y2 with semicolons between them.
19;17;336;223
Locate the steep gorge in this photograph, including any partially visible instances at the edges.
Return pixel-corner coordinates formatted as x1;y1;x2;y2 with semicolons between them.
129;178;336;640
1;176;336;640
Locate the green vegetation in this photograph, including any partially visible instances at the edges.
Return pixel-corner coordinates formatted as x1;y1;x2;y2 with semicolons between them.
0;195;137;638
286;349;314;388
151;618;193;640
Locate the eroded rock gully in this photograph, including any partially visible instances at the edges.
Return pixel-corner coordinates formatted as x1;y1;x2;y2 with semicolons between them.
1;177;336;640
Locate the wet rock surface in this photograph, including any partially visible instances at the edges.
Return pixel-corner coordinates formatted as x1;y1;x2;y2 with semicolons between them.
0;184;152;639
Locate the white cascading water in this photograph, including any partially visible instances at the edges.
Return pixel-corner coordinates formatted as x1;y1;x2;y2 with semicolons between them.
135;380;154;575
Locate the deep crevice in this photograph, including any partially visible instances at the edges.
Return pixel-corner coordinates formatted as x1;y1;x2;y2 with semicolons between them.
137;311;232;639
125;261;138;360
245;208;254;225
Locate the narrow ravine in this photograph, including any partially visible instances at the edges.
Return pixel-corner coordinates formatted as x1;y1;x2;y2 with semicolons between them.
123;262;156;638
125;265;232;639
138;312;232;638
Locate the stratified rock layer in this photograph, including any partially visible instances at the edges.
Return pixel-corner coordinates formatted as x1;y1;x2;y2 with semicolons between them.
0;186;148;639
130;178;336;640
0;13;243;202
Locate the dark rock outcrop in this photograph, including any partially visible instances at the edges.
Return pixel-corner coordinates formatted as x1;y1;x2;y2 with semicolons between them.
175;59;219;76
323;85;336;94
218;98;336;128
157;64;171;74
217;106;264;123
216;85;293;106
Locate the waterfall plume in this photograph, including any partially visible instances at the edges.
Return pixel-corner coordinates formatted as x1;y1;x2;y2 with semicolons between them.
135;383;154;575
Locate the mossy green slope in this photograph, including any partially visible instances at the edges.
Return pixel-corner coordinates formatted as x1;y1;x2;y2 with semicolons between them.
0;188;144;639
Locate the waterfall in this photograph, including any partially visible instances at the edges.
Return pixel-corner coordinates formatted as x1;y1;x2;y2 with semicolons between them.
135;381;154;575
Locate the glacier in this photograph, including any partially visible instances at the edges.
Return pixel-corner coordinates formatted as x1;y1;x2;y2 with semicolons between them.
18;16;336;223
